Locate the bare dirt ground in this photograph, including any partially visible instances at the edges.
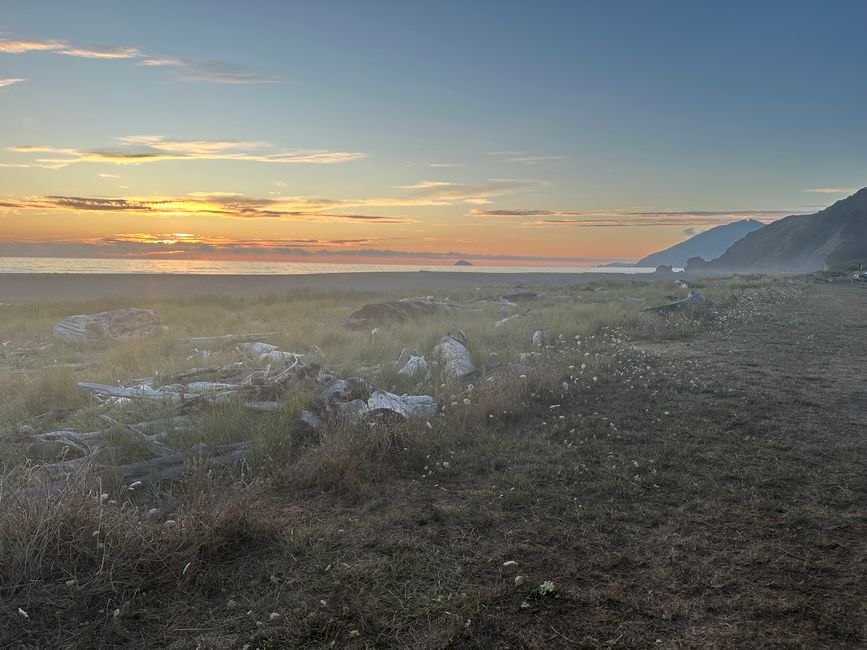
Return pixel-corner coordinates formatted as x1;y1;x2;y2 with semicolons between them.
3;281;865;649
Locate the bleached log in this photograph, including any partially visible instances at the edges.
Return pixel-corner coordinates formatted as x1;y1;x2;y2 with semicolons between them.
115;442;249;484
643;291;705;314
77;382;180;401
244;400;280;411
495;313;523;327
99;415;175;456
178;333;277;347
185;381;239;392
53;308;160;344
239;342;278;357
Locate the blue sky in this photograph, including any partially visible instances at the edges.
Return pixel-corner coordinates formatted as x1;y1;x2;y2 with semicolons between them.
1;0;865;264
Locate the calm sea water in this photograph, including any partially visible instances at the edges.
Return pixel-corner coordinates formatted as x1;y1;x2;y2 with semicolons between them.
0;257;665;275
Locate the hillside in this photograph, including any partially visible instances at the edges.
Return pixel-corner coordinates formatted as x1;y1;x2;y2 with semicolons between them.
691;188;867;272
637;219;764;267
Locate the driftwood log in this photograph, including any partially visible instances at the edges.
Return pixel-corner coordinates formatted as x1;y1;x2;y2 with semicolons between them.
642;291;705;314
53;308;161;344
77;382;180;400
178;332;276;347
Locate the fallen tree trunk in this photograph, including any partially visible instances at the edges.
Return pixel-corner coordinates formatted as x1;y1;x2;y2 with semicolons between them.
53;308;161;344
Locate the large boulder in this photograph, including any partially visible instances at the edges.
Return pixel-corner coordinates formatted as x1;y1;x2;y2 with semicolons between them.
313;377;371;412
53;308;161;344
432;335;473;380
346;300;457;329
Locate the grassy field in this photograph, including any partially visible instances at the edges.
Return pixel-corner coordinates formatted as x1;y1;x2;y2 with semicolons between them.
0;275;865;648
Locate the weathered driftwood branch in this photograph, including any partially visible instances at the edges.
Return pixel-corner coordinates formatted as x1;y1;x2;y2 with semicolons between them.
53;308;161;344
99;415;175;456
178;333;277;347
244;400;280;411
77;382;179;400
642;291;705;314
115;442;249;484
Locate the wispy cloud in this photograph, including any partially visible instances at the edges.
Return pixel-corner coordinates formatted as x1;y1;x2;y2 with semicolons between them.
140;58;279;84
471;207;797;227
397;179;547;205
804;187;856;194
394;181;457;189
499;155;570;164
0;34;276;84
0;193;413;223
59;46;142;59
0;38;67;53
6;135;366;167
0;178;545;221
485;151;570;165
0;78;25;88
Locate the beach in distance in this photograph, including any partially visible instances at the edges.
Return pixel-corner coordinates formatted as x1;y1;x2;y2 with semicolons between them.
0;269;680;302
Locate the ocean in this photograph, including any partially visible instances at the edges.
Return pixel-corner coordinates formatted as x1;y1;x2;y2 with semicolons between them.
0;257;665;275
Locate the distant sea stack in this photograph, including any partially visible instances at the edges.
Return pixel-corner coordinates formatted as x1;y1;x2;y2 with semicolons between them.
453;260;474;266
689;188;867;273
638;219;765;268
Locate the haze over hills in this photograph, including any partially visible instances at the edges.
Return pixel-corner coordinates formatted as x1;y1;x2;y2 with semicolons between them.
637;219;765;268
689;188;867;273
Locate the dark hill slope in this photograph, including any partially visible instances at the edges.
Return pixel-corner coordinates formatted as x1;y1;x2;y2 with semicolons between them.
691;188;867;273
638;219;764;267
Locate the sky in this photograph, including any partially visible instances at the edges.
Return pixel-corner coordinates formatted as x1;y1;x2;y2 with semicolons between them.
1;0;866;266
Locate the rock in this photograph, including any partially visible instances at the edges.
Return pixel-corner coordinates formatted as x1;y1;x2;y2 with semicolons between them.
313;377;371;411
453;260;473;266
367;390;439;419
532;329;551;347
53;308;160;344
291;410;325;437
432;335;473;380
346;300;458;329
395;348;431;381
334;399;370;423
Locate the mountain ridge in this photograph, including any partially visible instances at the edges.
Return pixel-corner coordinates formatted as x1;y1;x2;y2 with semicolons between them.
637;219;765;268
689;188;867;273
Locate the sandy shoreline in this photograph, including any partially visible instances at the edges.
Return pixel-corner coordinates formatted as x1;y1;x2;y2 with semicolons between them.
0;271;679;302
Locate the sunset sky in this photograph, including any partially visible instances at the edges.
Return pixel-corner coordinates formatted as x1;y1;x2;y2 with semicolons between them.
2;1;866;265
